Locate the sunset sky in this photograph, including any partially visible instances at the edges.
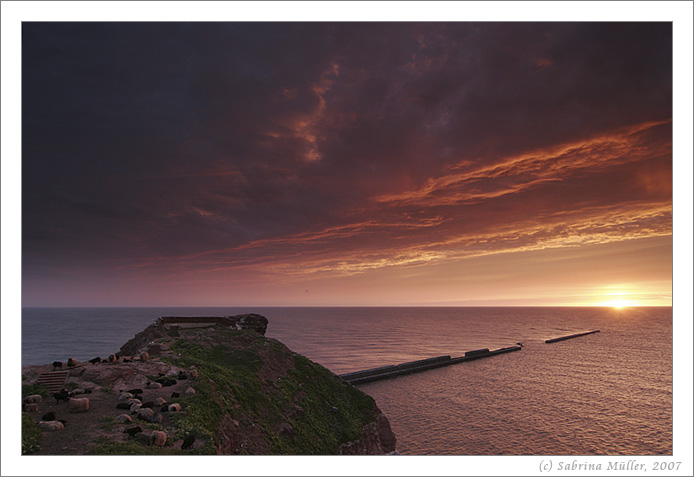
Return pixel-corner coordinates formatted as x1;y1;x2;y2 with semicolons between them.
20;21;675;307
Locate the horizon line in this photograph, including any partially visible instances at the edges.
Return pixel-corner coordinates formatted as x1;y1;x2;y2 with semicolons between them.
21;304;674;309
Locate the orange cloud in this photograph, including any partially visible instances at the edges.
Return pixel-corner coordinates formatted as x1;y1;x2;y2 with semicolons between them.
271;62;341;163
116;120;671;286
375;120;671;206
118;197;670;284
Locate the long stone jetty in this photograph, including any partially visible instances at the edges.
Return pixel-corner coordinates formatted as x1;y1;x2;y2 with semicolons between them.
340;346;522;385
545;330;600;343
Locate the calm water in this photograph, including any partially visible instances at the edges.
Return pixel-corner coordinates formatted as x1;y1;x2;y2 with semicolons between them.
22;306;672;455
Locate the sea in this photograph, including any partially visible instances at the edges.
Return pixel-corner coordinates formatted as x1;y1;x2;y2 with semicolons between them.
21;306;673;456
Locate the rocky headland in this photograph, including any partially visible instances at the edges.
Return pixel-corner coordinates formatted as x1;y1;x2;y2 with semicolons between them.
21;314;396;455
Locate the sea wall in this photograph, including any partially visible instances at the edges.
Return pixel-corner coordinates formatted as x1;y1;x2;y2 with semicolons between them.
341;346;522;385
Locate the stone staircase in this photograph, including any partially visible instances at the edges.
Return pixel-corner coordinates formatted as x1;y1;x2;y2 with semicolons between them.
36;370;69;393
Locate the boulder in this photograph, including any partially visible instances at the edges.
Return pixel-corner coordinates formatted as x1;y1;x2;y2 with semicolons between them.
67;366;85;377
150;431;167;447
235;313;268;335
114;414;132;423
68;397;89;413
338;413;397;455
147;344;162;357
148;412;163;424
153;397;167;406
156;377;177;387
135;408;154;421
181;433;195;449
279;422;294;437
38;421;65;431
81;365;136;386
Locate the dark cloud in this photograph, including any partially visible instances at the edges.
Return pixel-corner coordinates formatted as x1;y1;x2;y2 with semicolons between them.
21;22;672;305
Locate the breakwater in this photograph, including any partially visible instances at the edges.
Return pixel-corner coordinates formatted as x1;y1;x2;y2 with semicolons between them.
340;346;521;385
545;330;600;343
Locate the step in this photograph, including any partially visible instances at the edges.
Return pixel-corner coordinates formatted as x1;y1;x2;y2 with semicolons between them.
36;371;69;393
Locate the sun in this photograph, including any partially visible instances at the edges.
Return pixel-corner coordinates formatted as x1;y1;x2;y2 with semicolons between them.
593;286;642;308
601;299;634;309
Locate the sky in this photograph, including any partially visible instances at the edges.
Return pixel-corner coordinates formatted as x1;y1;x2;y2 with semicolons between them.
19;21;675;307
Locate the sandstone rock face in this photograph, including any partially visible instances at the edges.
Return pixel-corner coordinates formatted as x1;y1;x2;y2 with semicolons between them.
81;365;136;386
338;413;397;455
66;366;85;377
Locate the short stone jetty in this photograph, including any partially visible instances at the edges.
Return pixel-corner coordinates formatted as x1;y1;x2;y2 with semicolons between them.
545;330;600;343
340;346;522;385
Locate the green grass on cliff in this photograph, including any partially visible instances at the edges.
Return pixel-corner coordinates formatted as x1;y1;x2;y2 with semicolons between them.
22;413;42;455
88;437;191;455
168;329;379;454
22;383;50;399
272;354;377;454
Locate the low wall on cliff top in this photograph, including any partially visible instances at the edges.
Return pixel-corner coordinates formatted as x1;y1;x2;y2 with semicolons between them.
157;314;268;330
158;316;235;326
119;314;269;357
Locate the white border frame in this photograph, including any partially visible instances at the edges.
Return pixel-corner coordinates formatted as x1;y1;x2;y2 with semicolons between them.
3;2;692;476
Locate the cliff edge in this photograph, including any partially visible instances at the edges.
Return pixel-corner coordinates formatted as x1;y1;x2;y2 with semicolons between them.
21;314;396;455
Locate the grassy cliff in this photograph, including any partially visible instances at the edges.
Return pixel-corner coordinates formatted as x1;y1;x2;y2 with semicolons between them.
163;328;392;454
21;316;396;455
